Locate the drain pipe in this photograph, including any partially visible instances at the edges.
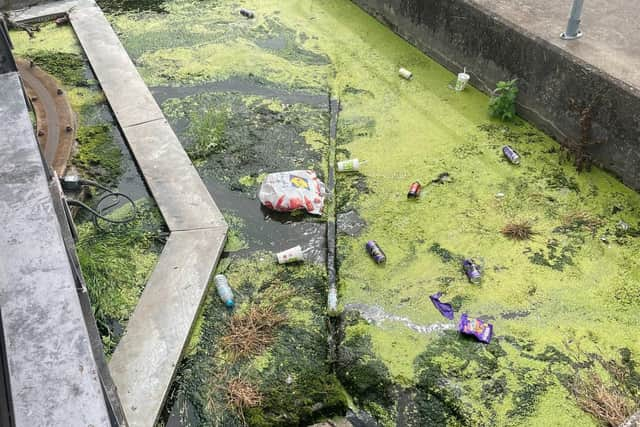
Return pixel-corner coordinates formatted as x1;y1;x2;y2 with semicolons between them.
560;0;584;40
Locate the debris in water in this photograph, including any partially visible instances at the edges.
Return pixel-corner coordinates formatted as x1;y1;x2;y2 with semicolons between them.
337;158;366;172
276;245;304;264
496;192;505;199
458;313;493;343
501;221;535;240
462;258;482;283
429;292;454;320
431;172;452;184
214;274;235;308
454;68;470;91
259;170;326;215
407;181;422;199
617;220;630;232
239;8;255;19
398;67;413;80
502;145;521;164
366;240;386;264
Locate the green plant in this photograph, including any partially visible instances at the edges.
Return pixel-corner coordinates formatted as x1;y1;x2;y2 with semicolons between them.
489;79;518;121
186;109;228;161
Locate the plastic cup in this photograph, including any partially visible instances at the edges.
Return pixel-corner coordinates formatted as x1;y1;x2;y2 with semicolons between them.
337;159;360;172
276;245;304;264
398;67;413;80
455;72;470;91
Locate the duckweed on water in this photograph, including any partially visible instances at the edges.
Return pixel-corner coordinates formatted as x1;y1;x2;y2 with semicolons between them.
107;0;640;424
74;125;122;185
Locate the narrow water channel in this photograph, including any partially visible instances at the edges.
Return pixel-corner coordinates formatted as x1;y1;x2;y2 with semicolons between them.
12;0;640;425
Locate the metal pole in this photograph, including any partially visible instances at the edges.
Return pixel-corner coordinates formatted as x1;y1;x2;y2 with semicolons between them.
561;0;584;40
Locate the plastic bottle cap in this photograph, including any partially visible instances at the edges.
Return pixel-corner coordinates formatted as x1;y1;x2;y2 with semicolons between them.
226;300;234;308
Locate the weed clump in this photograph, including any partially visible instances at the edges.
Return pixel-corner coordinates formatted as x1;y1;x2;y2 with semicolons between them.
225;376;263;419
501;221;535;240
221;285;293;361
561;211;603;232
187;109;229;161
573;374;633;426
22;51;87;86
489;79;518;121
74;124;122;185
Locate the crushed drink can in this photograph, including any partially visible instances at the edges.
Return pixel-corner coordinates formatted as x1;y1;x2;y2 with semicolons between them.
458;313;493;343
462;259;481;283
407;181;422;198
502;145;520;164
239;8;255;18
366;240;386;264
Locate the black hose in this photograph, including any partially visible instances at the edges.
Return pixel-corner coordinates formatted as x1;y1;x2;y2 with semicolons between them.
66;178;137;232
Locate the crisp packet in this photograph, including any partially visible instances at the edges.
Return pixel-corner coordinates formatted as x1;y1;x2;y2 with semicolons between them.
429;292;454;320
458;313;493;344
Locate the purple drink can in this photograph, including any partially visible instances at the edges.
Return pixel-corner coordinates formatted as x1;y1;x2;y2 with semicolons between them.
462;259;481;283
458;313;493;344
502;145;520;164
366;240;386;264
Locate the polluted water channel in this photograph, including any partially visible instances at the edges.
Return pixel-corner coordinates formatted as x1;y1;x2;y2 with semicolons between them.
11;0;640;425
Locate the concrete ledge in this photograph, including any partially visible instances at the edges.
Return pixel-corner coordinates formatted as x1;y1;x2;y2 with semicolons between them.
108;227;227;427
351;0;640;190
0;71;111;427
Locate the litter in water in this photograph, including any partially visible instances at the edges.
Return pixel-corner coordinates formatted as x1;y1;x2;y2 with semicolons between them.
276;245;305;264
398;67;413;80
259;170;326;215
462;258;482;283
454;68;470;91
337;158;366;172
429;292;454;320
431;172;452;184
502;145;521;164
214;274;235;308
458;313;493;343
239;8;255;18
366;240;386;264
407;181;422;199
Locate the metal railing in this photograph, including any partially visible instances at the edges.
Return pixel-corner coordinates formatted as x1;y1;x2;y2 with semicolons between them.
561;0;584;40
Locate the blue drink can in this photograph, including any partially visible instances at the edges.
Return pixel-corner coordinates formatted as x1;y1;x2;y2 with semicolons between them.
502;145;520;164
366;240;386;264
462;259;481;283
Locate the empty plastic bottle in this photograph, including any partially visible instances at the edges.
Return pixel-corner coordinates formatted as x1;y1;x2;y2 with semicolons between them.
214;274;235;308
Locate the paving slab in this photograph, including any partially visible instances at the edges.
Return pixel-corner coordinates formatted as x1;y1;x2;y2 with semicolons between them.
108;227;227;427
0;71;110;427
70;3;164;128
7;0;81;21
472;0;640;90
120;119;227;231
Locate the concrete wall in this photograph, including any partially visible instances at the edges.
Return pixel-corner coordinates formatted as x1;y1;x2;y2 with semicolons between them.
0;0;46;11
351;0;640;190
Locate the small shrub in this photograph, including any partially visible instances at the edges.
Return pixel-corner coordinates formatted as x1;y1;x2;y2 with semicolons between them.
489;79;518;121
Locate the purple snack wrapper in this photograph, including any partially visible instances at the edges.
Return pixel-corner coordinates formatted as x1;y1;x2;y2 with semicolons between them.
429;292;454;320
458;313;493;344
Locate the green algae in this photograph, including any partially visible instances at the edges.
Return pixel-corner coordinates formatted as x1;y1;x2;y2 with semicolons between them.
168;254;347;426
21;51;88;86
104;0;640;424
76;199;164;355
222;213;248;253
74;124;123;185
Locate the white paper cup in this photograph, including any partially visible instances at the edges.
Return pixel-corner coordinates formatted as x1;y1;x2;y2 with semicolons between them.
455;72;470;91
276;245;304;264
399;67;413;80
337;159;360;172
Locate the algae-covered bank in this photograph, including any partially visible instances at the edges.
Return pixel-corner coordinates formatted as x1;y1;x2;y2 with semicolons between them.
103;0;640;425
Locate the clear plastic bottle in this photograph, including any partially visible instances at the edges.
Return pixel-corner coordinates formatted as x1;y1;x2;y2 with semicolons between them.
214;274;235;308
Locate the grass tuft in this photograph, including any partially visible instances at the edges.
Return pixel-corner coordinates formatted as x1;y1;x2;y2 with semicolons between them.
501;221;535;240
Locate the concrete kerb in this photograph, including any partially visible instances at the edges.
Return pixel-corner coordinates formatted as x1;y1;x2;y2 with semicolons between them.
14;1;228;426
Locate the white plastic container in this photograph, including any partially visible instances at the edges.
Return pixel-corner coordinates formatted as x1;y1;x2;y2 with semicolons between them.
276;245;304;264
398;67;413;80
337;158;365;172
455;70;470;91
214;274;235;308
